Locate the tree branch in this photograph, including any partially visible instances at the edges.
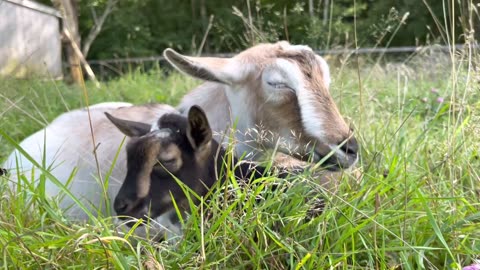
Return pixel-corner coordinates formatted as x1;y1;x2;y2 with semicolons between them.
53;0;83;84
82;0;118;58
90;6;99;25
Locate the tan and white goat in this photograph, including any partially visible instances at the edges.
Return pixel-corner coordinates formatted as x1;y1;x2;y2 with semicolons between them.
164;41;358;171
3;102;177;220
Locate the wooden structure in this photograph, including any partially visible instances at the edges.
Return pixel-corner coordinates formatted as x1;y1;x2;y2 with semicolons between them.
0;0;62;78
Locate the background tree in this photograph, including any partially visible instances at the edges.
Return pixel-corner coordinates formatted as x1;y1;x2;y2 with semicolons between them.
44;0;118;83
38;0;477;61
52;0;82;83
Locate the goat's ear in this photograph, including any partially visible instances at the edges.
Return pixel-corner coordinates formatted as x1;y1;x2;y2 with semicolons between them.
105;112;151;137
163;48;241;85
186;105;212;150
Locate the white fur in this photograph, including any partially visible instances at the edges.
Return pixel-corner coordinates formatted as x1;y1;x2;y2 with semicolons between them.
272;59;327;141
221;60;255;84
263;59;303;88
280;43;313;52
87;102;132;110
115;209;183;243
224;87;255;134
153;129;172;139
316;55;331;88
150;210;183;240
261;62;298;104
150;121;159;132
271;42;331;88
177;83;231;135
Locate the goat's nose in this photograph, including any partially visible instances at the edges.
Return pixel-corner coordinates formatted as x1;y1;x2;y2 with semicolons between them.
339;136;359;156
114;196;132;215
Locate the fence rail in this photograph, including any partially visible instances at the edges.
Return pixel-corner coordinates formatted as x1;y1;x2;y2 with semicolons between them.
87;43;478;65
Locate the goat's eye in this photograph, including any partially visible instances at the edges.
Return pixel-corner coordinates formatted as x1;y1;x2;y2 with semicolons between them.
161;158;176;165
155;158;176;167
154;158;176;169
267;81;291;90
153;158;180;174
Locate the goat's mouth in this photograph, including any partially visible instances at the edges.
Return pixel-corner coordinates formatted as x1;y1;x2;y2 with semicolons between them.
312;148;358;171
312;150;345;171
280;147;357;171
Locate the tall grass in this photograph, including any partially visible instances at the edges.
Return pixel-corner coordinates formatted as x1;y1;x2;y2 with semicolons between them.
1;47;478;268
1;0;479;268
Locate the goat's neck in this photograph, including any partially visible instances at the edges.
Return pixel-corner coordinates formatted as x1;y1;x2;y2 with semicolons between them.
179;82;269;160
223;84;266;160
178;82;231;133
224;86;255;133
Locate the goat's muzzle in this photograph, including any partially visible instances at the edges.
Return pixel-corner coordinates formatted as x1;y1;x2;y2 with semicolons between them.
114;194;147;220
314;135;359;171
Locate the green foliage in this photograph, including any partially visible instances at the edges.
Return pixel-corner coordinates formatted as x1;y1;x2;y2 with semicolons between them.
44;0;475;60
363;0;448;46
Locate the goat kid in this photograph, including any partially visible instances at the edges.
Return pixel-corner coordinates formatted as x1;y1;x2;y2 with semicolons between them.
164;41;359;172
3;102;178;220
107;105;280;241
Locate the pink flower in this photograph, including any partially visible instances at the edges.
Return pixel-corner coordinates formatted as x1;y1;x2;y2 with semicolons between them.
463;264;480;270
431;88;439;94
436;97;444;103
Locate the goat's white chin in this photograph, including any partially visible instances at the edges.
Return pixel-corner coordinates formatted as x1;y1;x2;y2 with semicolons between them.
113;210;183;243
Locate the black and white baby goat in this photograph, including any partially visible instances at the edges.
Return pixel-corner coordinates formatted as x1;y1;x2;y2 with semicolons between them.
106;105;280;240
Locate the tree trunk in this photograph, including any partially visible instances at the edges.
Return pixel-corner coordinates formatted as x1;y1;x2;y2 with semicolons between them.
191;0;196;20
322;0;329;26
199;0;208;52
308;0;314;17
53;0;82;84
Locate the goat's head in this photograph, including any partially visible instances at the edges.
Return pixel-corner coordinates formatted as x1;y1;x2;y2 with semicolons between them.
106;106;217;222
164;41;358;170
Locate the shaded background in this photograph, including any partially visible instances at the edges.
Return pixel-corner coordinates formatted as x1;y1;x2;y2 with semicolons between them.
37;0;480;59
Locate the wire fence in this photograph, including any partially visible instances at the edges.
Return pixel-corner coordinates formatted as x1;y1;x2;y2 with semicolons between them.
85;43;478;80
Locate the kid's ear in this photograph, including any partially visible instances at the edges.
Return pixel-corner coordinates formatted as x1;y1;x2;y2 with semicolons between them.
105;112;151;137
186;105;212;150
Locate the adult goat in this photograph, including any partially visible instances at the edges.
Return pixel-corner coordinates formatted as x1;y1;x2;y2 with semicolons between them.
165;41;359;171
